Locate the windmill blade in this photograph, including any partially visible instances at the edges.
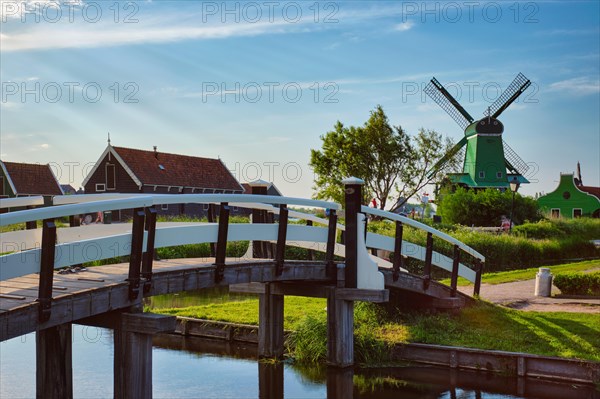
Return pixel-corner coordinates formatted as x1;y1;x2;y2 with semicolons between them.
488;73;531;119
503;140;530;175
427;136;468;178
424;78;474;130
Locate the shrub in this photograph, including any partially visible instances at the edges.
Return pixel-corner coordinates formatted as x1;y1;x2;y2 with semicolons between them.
437;187;541;226
554;272;600;296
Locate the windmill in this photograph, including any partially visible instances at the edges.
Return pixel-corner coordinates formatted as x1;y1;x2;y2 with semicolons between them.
424;73;531;188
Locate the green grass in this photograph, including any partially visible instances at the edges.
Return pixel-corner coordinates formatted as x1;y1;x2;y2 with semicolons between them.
379;302;600;361
155;296;327;330
439;259;600;287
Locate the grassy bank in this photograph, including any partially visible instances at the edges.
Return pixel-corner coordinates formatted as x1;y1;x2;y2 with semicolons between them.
152;297;600;364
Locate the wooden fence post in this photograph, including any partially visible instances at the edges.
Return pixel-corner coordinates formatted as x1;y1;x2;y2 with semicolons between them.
214;202;230;283
342;177;364;289
450;245;460;297
37;219;56;322
127;208;145;301
142;206;157;294
423;232;433;290
393;221;403;282
249;180;269;259
258;283;284;359
274;204;288;276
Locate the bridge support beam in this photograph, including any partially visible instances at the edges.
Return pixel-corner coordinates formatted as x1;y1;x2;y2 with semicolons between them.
327;289;354;367
327;264;354;367
36;323;73;399
258;283;284;359
112;313;176;399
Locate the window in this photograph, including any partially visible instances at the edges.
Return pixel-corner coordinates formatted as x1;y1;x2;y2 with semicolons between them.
96;183;106;192
496;172;502;178
161;204;169;211
203;204;210;211
573;208;582;218
551;208;560;218
106;164;116;190
478;171;485;178
233;206;238;212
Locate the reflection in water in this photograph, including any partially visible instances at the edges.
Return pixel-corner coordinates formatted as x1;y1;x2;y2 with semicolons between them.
1;325;597;398
155;334;599;399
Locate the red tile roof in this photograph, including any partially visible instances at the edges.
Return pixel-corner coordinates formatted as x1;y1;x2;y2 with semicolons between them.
113;147;242;191
2;161;63;195
579;185;600;200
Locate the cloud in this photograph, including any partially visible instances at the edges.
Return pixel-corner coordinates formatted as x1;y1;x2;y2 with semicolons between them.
548;77;600;96
1;20;302;52
393;21;414;32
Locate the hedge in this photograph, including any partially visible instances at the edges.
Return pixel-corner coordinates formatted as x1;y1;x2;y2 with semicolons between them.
553;272;600;296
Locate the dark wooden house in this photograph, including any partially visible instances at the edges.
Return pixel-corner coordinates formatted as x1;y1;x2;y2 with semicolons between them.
0;161;63;200
82;144;244;219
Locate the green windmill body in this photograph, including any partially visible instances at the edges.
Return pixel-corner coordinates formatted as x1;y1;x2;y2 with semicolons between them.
424;73;531;188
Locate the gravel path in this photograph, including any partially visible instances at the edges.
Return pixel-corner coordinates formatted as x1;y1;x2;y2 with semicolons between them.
458;275;600;313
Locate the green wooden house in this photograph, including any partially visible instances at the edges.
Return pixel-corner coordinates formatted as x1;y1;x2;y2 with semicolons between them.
537;173;600;218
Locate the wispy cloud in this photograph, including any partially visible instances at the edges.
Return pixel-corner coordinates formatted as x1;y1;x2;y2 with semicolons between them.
1;20;303;52
548;77;600;96
393;21;414;32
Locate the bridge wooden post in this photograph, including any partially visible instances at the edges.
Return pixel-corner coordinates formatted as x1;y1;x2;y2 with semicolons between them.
393;221;404;282
258;282;284;359
249;180;270;259
36;323;73;399
342;177;364;289
112;312;177;399
326;367;354;399
327;264;354;367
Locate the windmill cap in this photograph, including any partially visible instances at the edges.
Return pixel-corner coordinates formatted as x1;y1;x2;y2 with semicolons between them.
475;117;504;134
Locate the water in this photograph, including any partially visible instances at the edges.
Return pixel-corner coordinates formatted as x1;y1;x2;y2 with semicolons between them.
1;325;596;398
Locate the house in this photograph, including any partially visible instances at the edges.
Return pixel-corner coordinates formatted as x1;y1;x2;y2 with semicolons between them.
241;181;283;197
0;161;63;201
537;173;600;218
82;144;244;219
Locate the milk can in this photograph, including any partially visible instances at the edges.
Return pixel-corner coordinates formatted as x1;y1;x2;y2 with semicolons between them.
534;268;553;297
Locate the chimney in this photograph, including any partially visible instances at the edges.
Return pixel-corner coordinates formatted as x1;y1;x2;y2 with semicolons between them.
153;146;158;159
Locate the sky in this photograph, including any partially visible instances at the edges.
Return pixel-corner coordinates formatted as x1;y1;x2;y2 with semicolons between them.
1;0;599;202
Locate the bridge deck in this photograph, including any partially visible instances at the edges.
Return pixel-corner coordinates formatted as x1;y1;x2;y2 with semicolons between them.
0;258;469;342
0;258;333;342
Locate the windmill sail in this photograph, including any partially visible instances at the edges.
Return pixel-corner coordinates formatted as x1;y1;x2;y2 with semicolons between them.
427;136;467;178
488;73;531;119
424;78;474;130
503;140;529;175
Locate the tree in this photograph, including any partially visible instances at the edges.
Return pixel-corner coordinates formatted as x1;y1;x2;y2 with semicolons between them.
310;105;450;209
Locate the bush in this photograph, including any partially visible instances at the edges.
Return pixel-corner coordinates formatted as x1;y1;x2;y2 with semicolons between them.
437;187;541;226
554;272;600;296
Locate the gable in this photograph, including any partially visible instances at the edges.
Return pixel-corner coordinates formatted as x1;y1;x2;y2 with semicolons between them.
1;161;63;196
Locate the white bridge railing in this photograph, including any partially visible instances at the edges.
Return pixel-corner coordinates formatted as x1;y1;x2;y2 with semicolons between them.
0;187;485;321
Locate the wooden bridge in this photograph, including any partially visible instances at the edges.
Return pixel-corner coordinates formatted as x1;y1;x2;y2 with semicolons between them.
0;178;485;398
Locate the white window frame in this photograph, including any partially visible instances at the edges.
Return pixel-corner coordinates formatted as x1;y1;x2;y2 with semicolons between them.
551;208;560;218
573;208;583;218
161;204;169;211
478;171;485;178
105;163;116;190
203;204;210;211
96;183;106;192
496;171;502;178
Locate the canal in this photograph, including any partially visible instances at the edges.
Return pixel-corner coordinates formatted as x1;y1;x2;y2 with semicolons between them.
1;323;596;398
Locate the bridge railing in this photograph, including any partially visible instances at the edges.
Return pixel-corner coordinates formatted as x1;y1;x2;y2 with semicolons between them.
0;194;344;321
361;206;485;296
